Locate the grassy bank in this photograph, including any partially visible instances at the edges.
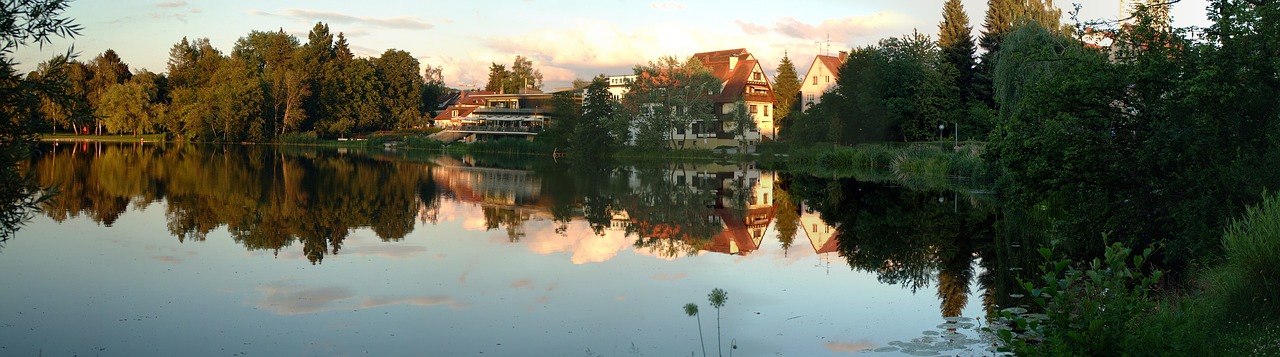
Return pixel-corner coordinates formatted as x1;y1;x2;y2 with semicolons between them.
784;141;993;192
41;133;167;142
995;191;1280;356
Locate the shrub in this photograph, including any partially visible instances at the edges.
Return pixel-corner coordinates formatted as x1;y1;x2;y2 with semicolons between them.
1219;191;1280;320
990;241;1163;355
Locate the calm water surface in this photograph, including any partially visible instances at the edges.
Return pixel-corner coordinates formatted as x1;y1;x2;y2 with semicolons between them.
1;142;998;356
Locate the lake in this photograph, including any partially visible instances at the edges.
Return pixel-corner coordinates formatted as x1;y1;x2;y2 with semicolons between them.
0;142;1005;356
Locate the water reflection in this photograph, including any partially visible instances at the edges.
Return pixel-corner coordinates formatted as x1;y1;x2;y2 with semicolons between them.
12;141;1034;355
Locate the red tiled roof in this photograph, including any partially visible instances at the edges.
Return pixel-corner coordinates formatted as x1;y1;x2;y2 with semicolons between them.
691;48;776;103
815;55;844;80
432;106;478;121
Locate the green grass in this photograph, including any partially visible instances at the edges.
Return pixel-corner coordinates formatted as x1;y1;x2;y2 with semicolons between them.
40;133;167;142
785;142;992;192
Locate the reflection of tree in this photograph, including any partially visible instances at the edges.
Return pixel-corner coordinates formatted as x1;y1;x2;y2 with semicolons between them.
773;186;800;254
788;174;994;309
624;164;721;258
30;142;434;263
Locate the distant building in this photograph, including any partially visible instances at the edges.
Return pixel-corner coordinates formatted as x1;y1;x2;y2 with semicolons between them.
432;90;579;142
799;52;846;112
605;74;636;101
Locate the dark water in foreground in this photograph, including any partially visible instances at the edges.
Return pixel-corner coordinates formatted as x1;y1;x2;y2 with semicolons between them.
1;142;1004;356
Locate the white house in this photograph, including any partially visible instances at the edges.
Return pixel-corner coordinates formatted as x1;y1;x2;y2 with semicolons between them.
799;52;846;112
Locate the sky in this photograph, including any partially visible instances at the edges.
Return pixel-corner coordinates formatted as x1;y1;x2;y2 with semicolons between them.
14;0;1214;90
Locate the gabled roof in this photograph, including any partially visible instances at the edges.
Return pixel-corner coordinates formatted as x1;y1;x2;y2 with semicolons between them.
691;48;775;103
813;55;844;79
432;106;478;121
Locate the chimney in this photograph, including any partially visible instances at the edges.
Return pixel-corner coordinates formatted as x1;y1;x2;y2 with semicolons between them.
729;54;739;70
838;51;848;63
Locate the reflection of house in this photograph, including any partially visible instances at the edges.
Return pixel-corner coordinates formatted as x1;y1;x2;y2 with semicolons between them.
630;165;777;256
432;90;578;142
800;202;840;254
799;52;846;112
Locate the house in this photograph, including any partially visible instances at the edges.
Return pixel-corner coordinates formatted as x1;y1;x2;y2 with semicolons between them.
799;51;847;112
432;90;579;142
692;48;778;143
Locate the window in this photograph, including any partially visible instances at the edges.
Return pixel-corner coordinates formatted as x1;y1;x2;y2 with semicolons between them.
812;76;818;85
750;105;758;114
753;72;762;81
825;75;830;83
765;105;770;116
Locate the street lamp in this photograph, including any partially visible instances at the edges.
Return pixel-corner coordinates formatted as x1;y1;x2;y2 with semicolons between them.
938;123;945;141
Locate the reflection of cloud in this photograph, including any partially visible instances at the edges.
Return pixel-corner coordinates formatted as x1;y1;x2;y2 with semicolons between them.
359;296;466;309
651;272;687;281
511;279;534;290
252;282;466;315
343;244;427;259
249;9;433;30
152;255;182;264
155;0;186;7
524;219;632;264
254;283;355;315
825;340;875;353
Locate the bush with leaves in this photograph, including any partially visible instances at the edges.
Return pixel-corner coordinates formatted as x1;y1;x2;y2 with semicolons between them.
990;241;1163;355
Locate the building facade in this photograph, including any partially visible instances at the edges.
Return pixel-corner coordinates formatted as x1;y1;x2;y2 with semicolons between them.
799;52;846;112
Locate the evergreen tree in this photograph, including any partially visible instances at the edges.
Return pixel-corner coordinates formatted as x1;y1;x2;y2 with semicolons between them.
938;0;976;101
571;76;616;158
772;52;801;137
484;63;506;92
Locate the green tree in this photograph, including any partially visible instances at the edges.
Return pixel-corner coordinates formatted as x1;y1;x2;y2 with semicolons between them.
484;62;507;92
299;22;335;132
373;49;424;128
570;76;617;158
96;82;153;136
30;56;92;134
420;64;447;116
1;0;81;242
975;0;1064;109
232;29;303;138
505;55;542;93
771;53;801;134
86;49;131;135
623;56;721;149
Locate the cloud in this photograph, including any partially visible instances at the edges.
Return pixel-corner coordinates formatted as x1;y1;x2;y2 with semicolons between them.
650;2;685;11
735;20;769;36
155;0;186;7
250;9;434;30
736;12;910;43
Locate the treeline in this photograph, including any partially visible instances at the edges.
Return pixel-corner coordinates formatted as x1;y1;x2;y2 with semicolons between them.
27;22;450;141
784;0;1280;269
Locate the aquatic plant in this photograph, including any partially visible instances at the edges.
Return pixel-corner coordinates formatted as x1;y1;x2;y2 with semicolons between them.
683;303;706;357
708;288;727;357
